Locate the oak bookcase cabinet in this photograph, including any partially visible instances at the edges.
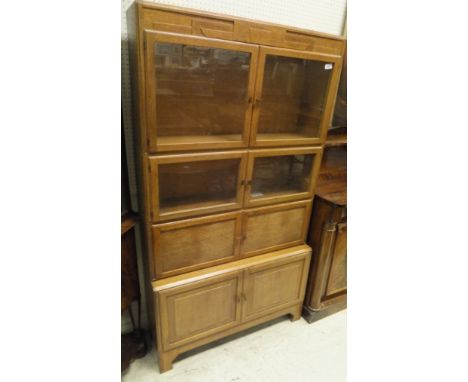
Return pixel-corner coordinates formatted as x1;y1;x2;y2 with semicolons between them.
128;1;345;372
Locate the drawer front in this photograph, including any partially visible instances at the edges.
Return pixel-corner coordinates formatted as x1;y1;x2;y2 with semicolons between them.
157;272;243;350
153;212;242;279
241;200;311;258
241;252;310;321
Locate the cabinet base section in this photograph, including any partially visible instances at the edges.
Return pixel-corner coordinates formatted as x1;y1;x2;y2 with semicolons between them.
156;303;302;373
302;297;346;324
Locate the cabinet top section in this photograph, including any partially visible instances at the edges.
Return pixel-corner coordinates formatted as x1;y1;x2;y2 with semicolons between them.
152;244;311;292
136;1;346;54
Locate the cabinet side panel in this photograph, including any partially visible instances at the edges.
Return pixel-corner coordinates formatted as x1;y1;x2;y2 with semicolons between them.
126;3;156;333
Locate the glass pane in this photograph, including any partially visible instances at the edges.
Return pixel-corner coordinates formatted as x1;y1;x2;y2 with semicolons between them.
257;55;332;138
154;42;251;141
159;159;240;212
251;154;314;198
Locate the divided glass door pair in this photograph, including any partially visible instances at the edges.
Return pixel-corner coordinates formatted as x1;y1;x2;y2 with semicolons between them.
149;147;322;222
144;31;341;152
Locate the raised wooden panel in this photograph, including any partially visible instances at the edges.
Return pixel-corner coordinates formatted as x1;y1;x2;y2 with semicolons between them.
149;151;248;222
325;222;347;296
153;212;242;279
241;254;309;321
158;272;242;350
241;200;311;258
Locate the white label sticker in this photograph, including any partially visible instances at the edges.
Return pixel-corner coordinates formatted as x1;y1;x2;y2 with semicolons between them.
324;63;333;70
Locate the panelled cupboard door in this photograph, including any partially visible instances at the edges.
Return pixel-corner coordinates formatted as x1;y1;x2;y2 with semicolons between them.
149;151;248;221
152;212;242;279
250;46;342;147
157;271;243;350
240;200;311;258
241;253;310;321
325;222;347;297
144;31;259;152
244;147;323;208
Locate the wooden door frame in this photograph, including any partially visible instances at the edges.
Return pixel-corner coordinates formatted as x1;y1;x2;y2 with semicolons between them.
144;30;259;153
243;146;323;208
149;150;248;222
250;45;342;147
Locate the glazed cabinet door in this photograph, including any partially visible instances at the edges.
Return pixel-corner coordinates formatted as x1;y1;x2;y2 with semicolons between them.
149;151;248;221
152;211;242;279
144;31;259;152
241;252;310;321
240;200;311;258
244;147;322;208
157;271;243;350
251;46;342;147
